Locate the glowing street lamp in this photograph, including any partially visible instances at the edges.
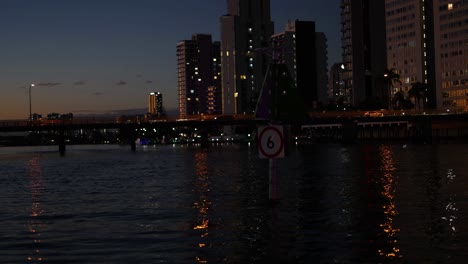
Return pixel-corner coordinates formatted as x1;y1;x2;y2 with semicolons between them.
29;83;35;121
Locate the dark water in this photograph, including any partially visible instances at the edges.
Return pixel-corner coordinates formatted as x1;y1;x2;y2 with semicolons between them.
1;143;468;263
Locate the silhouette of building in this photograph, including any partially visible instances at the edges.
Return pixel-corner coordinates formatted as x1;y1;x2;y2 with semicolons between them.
220;0;274;115
315;32;329;106
148;92;163;116
177;34;221;118
329;63;346;105
341;0;388;109
271;20;329;110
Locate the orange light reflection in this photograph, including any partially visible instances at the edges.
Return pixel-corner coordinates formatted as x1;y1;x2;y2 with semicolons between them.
377;145;401;260
193;151;211;263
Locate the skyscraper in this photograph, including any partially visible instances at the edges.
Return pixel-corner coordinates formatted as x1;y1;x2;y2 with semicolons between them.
345;0;467;111
385;0;437;109
341;0;388;109
434;0;468;111
271;20;329;110
315;32;330;106
385;0;467;111
148;92;163;116
329;63;346;105
177;34;221;118
220;0;274;115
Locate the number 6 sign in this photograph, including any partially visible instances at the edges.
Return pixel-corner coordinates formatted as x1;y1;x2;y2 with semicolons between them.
258;125;285;159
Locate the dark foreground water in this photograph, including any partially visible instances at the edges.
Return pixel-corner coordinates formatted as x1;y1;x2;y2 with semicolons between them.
1;142;468;263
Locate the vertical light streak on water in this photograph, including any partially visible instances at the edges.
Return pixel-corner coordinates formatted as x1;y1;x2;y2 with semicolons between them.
26;156;45;263
442;168;458;236
192;149;210;264
377;145;401;261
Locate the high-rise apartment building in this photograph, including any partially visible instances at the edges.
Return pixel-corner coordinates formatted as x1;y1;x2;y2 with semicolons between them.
177;34;221;118
385;0;437;109
271;20;328;110
386;0;468;111
341;0;388;109
434;0;468;111
329;63;346;104
315;32;330;105
209;42;222;115
220;0;274;115
345;0;467;111
148;92;163;116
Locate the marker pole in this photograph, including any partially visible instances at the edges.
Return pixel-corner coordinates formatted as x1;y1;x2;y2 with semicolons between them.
269;158;279;204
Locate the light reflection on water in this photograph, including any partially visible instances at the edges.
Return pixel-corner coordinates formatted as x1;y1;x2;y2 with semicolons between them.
27;156;45;263
193;150;210;263
443;168;458;236
377;145;401;260
0;143;468;263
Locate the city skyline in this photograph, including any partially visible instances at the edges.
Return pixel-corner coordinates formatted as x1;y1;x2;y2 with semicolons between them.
0;0;341;120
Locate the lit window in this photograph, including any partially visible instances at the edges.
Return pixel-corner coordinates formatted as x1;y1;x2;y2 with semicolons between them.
234;92;239;98
240;75;247;80
226;51;229;56
448;3;453;10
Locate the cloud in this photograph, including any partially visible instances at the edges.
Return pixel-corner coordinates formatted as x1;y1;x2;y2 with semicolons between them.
74;81;86;86
146;80;153;84
35;82;62;87
116;81;127;86
91;92;104;96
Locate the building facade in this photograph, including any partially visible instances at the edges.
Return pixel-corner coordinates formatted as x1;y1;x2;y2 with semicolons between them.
434;0;468;111
177;34;222;118
329;63;346;105
343;0;467;111
385;0;467;111
148;92;163;116
341;0;388;109
220;0;274;115
315;32;330;105
385;0;437;109
271;20;329;110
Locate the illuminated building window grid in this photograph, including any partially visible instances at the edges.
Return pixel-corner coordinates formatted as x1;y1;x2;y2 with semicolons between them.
439;0;468;108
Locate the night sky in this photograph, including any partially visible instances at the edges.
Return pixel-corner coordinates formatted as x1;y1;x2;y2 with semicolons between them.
0;0;341;120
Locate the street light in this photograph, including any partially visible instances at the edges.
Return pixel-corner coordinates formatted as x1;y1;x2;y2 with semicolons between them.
29;83;35;121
